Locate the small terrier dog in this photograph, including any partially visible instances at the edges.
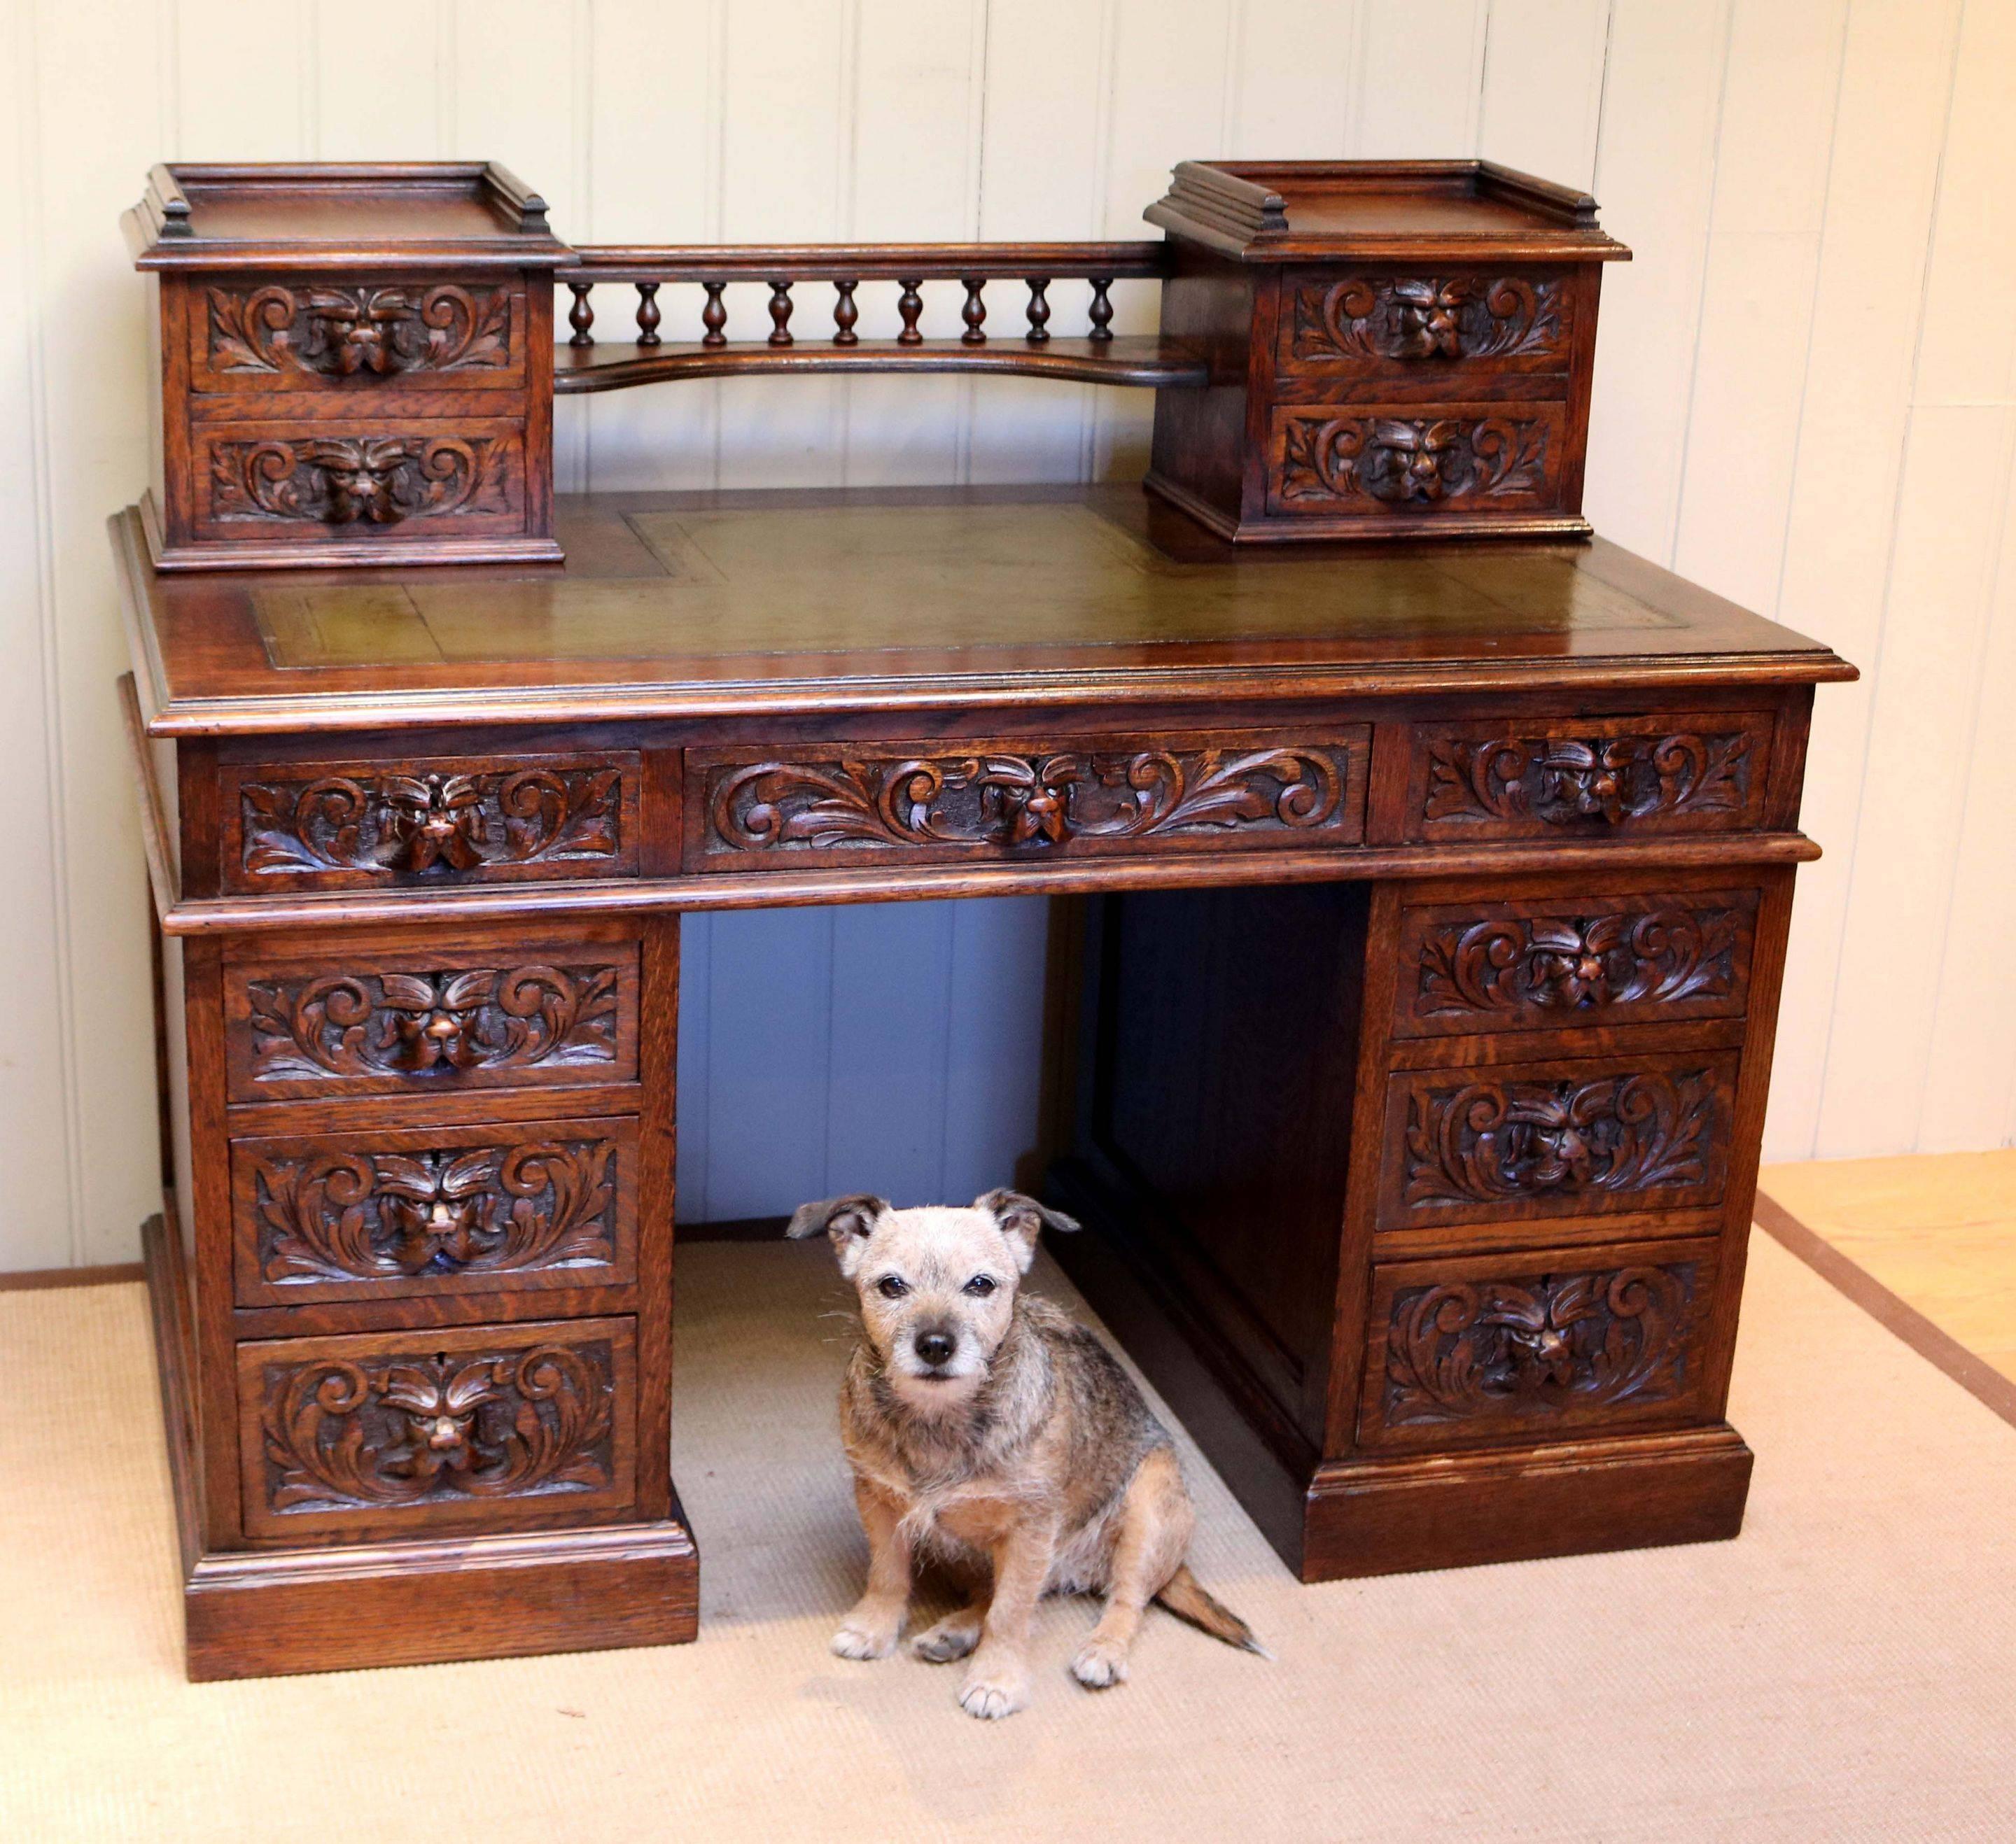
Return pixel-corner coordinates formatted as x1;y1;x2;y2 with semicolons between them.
789;1188;1264;1720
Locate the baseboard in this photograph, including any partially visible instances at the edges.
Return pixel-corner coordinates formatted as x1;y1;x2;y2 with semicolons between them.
0;1261;146;1291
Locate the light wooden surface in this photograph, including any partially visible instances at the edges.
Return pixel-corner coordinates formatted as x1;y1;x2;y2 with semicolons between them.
1763;1150;2016;1386
4;1;2014;1268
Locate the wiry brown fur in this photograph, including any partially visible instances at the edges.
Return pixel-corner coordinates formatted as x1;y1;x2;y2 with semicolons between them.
790;1189;1264;1719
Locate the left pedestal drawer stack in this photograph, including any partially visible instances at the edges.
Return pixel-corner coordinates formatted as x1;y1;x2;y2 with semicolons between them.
150;720;693;1676
219;927;649;1549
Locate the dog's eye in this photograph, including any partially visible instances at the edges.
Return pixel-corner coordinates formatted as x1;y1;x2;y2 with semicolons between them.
962;1275;997;1297
876;1275;908;1300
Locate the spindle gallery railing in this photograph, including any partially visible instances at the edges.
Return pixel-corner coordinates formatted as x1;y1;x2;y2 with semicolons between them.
550;241;1206;393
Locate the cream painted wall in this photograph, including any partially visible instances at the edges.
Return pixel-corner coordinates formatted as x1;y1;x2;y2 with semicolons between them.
2;0;2012;1269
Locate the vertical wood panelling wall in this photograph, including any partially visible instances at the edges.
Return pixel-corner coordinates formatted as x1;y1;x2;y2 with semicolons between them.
1;0;2012;1268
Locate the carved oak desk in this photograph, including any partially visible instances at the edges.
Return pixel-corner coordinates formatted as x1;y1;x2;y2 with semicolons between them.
117;484;1853;1680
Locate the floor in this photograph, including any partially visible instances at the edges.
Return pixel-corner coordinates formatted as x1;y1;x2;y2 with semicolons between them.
1760;1150;2016;1416
4;1225;2016;1842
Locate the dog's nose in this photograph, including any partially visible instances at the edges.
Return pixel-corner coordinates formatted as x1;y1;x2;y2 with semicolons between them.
913;1330;955;1368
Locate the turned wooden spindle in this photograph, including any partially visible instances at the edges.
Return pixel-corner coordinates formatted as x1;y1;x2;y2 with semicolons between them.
960;276;987;346
767;280;794;346
832;279;860;346
700;281;727;348
635;281;662;347
567;281;595;347
1088;277;1114;343
896;279;924;346
1025;279;1051;344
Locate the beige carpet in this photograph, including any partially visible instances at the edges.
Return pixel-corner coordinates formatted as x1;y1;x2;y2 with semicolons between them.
4;1234;2015;1843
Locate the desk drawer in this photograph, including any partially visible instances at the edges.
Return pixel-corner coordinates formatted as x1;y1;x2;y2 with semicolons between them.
191;276;529;395
221;752;641;893
1358;1237;1717;1451
1392;887;1760;1038
685;731;1370;871
230;1116;637;1307
1275;269;1578;383
1377;1048;1739;1234
1267;402;1569;519
236;1316;636;1538
223;942;639;1102
1407;713;1774;840
191;414;531;549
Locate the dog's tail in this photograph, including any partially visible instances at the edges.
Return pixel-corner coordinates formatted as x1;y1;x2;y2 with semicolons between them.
1154;1565;1270;1659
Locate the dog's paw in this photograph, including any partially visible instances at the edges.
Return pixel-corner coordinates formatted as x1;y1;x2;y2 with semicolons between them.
830;1620;900;1661
957;1663;1030;1720
1070;1638;1130;1689
911;1612;983;1664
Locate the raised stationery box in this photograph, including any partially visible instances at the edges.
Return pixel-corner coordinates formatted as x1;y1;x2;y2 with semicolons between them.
125;157;1628;568
1143;160;1630;544
124;162;566;570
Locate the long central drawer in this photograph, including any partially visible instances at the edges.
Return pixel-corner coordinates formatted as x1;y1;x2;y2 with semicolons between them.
683;729;1371;871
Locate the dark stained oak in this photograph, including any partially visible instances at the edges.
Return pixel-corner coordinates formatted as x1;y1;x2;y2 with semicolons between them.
115;160;1852;1682
122;479;1849;1667
115;488;1851;736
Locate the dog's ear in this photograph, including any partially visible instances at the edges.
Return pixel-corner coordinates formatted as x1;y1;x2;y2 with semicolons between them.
976;1188;1079;1274
785;1194;889;1276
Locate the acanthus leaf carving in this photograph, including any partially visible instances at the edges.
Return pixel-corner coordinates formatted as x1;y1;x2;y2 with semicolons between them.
708;745;1351;854
240;766;624;878
253;1138;618;1286
1423;731;1754;829
1402;1070;1721;1209
260;1341;615;1515
1415;904;1744;1020
206;283;515;378
245;963;620;1084
1382;1263;1695;1429
1292;275;1570;365
209;435;510;527
1278;414;1550;506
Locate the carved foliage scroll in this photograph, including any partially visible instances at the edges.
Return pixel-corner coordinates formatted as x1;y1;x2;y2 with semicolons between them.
251;1337;622;1525
206;283;516;379
1420;728;1762;832
241;962;623;1088
1289;274;1571;366
208;435;512;528
1278;414;1553;507
701;741;1364;862
237;763;629;882
250;1137;619;1288
1401;1068;1726;1211
1413;903;1746;1025
1378;1262;1698;1435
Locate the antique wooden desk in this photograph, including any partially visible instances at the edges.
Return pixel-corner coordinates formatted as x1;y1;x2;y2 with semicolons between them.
120;486;1853;1680
114;157;1853;1680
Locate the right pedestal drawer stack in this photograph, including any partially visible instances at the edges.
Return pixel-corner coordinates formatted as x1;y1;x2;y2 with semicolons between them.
1351;865;1791;1472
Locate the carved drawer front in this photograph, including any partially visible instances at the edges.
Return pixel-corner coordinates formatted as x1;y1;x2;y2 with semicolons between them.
220;752;642;893
190;414;531;547
1377;1048;1739;1234
1407;713;1774;841
237;1316;636;1538
1266;402;1568;519
1275;268;1578;381
223;944;640;1102
686;730;1371;871
230;1116;638;1307
1358;1237;1718;1451
190;276;529;395
1393;887;1760;1038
